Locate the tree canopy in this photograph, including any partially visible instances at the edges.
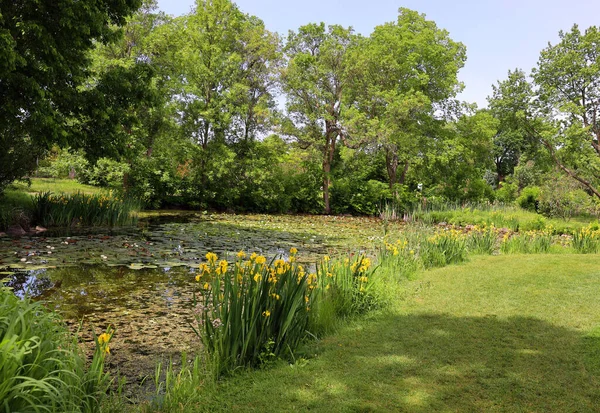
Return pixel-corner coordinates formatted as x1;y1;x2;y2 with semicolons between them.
0;0;142;190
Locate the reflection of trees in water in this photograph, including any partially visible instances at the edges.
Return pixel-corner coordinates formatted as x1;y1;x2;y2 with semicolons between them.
5;270;54;298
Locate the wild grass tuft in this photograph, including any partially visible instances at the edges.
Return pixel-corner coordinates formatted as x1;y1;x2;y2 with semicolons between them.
571;225;600;253
0;286;114;412
32;191;139;227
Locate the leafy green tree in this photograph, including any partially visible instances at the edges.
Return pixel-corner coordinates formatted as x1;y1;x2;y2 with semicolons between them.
0;0;141;192
429;110;497;201
147;0;280;199
487;69;542;183
344;8;466;194
531;24;600;199
281;23;356;214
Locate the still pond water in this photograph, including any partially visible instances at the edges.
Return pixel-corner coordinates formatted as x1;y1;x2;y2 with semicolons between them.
0;212;389;388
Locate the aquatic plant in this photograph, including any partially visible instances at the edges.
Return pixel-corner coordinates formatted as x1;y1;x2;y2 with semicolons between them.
0;285;114;412
193;249;318;376
500;229;554;254
419;227;468;268
32;191;138;228
467;225;500;255
571;225;600;254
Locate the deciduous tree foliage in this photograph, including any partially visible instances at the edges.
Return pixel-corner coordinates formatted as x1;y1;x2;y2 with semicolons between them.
0;0;141;191
281;23;355;214
344;8;466;193
532;24;600;199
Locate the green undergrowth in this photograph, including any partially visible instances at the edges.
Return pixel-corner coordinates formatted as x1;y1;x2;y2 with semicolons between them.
409;203;596;235
0;286;114;412
140;254;600;412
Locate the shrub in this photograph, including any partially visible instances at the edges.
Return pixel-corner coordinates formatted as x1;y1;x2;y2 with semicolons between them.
89;158;130;188
495;181;519;203
537;175;594;220
36;147;90;182
516;186;540;211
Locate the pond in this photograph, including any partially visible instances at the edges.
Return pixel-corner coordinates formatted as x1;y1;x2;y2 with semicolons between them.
0;212;394;393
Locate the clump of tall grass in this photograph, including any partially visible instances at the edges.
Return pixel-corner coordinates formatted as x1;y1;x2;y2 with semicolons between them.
144;353;210;412
311;254;380;335
192;249;382;377
379;239;420;278
467;225;500;255
571;225;600;253
193;250;318;377
0;286;114;412
32;191;138;227
419;227;468;268
500;229;554;254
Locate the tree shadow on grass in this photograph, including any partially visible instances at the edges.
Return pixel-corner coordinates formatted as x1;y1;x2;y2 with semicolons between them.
219;313;600;412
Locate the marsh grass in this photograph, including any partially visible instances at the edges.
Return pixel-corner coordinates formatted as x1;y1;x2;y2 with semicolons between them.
466;225;499;254
571;225;600;253
32;191;139;227
418;227;468;268
501;230;554;254
408;202;595;234
0;286;114;412
311;255;379;335
192;250;317;377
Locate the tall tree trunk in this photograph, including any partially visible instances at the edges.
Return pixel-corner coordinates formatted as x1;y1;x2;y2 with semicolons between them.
322;123;337;214
399;160;409;185
386;148;399;191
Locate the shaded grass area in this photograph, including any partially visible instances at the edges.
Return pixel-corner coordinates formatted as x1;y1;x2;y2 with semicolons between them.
186;255;600;412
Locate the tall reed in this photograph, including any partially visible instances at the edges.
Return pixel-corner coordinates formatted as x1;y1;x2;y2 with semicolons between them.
32;191;138;227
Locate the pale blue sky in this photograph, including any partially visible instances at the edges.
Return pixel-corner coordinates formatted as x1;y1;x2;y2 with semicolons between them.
156;0;600;107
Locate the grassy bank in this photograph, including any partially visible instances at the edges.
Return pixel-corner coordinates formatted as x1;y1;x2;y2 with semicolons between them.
408;203;597;234
164;255;600;412
0;179;137;230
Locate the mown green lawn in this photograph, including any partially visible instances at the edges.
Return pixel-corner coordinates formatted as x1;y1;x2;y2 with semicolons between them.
190;255;600;412
9;178;104;195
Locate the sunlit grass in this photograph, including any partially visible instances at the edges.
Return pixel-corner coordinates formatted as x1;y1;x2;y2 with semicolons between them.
163;255;600;412
10;178;104;195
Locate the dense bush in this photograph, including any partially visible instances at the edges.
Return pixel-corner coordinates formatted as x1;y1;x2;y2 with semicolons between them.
516;186;540;211
537;175;594;220
495;181;519;203
37;147;90;182
331;178;392;215
88;158;130;188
